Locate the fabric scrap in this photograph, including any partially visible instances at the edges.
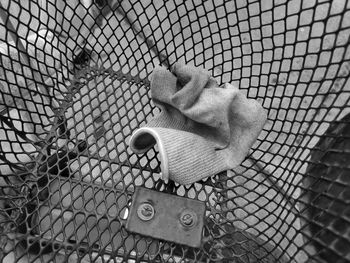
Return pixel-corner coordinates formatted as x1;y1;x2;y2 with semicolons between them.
130;63;267;185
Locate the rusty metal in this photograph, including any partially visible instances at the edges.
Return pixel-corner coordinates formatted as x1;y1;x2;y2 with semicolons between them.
126;187;206;248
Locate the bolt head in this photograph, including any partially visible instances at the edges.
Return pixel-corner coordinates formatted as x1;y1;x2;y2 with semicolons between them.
179;209;197;228
181;214;193;225
137;203;155;221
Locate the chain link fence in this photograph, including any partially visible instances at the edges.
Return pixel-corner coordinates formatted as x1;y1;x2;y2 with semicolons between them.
0;0;349;262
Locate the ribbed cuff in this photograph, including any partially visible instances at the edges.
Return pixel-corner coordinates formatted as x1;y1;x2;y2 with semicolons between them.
129;127;169;181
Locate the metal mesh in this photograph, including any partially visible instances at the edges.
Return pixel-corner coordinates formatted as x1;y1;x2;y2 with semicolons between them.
0;0;350;262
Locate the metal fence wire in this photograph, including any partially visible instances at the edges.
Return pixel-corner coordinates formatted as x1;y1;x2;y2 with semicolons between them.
0;0;349;262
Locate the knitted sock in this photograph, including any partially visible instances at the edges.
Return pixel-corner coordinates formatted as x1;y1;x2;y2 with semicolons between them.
130;63;267;185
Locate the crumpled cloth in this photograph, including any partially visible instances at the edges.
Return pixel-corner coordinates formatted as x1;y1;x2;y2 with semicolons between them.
129;63;267;185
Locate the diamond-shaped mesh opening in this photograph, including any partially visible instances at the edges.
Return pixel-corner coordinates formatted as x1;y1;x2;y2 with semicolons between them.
1;0;350;262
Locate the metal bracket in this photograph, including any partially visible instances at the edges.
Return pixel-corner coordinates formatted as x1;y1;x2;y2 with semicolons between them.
126;187;206;248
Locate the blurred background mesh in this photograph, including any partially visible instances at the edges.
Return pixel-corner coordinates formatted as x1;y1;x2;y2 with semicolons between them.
0;0;349;262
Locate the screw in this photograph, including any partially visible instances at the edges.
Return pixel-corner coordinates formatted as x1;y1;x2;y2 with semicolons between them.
181;214;193;226
180;210;197;228
141;206;153;217
137;203;155;221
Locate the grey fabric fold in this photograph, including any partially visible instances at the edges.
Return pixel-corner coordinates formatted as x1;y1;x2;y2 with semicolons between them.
129;63;267;185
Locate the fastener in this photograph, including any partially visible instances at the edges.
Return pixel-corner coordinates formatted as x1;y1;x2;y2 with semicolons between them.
180;209;197;228
181;214;193;226
137;203;155;221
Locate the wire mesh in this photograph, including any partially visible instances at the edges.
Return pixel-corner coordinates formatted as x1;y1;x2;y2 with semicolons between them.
0;0;349;262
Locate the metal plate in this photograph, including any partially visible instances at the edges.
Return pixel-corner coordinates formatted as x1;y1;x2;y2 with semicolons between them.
126;187;206;248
